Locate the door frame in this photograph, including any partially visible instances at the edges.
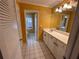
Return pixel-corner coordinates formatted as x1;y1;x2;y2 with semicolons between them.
24;10;39;41
64;1;79;59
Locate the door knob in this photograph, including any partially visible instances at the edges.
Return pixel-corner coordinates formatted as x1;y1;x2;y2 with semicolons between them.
19;39;22;41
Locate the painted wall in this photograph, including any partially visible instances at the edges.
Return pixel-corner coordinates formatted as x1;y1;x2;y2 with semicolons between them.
18;3;52;42
50;12;62;28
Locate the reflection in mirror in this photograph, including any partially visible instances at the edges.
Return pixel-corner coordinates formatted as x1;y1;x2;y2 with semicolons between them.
59;15;69;32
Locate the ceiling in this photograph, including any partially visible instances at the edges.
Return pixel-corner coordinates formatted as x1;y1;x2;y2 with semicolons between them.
18;0;63;7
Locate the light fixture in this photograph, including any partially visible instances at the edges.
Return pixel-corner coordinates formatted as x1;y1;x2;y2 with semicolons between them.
67;4;72;9
55;6;63;13
58;8;62;13
59;6;63;13
63;3;68;9
55;1;74;13
55;8;59;12
60;6;63;10
55;7;63;13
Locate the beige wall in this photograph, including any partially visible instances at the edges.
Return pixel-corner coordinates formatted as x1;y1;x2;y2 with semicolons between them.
50;12;62;28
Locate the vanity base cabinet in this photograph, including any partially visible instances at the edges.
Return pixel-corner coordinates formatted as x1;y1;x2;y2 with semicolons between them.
43;31;67;59
49;36;58;58
56;40;66;59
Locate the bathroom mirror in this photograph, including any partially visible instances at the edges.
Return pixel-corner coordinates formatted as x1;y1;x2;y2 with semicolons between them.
59;14;69;32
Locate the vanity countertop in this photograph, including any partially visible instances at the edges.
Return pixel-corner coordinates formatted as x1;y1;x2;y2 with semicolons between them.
43;28;69;45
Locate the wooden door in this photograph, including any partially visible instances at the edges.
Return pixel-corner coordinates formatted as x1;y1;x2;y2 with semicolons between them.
64;0;79;59
70;32;79;59
0;0;22;59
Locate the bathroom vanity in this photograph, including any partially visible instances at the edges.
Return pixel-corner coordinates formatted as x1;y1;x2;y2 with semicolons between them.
43;29;69;59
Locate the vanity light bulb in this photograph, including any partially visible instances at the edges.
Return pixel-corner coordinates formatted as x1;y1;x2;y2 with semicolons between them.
67;5;72;9
58;9;62;13
63;3;68;9
55;8;59;12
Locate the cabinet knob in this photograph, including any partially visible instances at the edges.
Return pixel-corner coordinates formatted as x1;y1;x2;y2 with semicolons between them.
53;42;58;47
19;39;22;41
44;34;46;36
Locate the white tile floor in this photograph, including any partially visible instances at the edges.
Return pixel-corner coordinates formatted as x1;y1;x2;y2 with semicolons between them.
22;33;55;59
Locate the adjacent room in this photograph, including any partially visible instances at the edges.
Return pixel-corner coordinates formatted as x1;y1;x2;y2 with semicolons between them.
25;11;38;44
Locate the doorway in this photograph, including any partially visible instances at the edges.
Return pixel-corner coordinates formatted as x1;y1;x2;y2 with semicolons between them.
24;10;39;43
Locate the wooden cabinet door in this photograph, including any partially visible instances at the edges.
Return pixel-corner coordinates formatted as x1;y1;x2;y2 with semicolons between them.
0;0;22;59
47;35;52;49
52;38;58;58
43;32;57;58
46;33;50;46
56;41;66;59
43;32;49;45
43;32;46;42
49;36;57;58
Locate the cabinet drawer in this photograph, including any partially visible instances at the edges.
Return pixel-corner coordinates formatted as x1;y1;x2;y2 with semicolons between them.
51;37;57;47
